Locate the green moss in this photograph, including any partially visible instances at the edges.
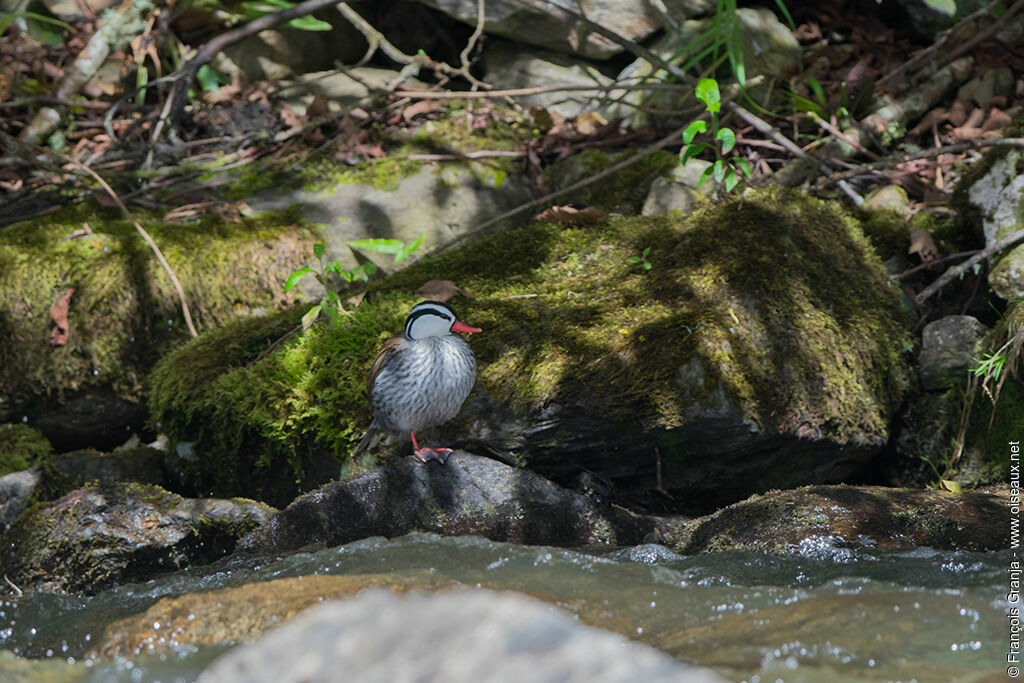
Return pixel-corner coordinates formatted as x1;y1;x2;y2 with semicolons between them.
0;424;53;475
0;202;318;418
149;187;909;504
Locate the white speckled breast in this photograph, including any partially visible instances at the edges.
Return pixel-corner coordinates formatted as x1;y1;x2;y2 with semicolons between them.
371;334;476;434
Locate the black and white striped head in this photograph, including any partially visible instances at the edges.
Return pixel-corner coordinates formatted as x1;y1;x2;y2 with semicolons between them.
404;300;481;340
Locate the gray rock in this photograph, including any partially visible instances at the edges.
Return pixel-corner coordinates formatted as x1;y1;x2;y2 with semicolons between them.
242;452;668;554
276;67;428;116
642;160;713;216
0;470;38;530
482;38;611;118
212;11;367;82
413;0;662;59
247;162;532;284
964;148;1024;300
1;483;276;594
198;589;729;683
919;315;988;390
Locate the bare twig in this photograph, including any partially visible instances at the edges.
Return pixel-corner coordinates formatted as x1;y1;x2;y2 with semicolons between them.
72;162;199;337
915;226;1024;304
825;138;1024;185
892;250;980;280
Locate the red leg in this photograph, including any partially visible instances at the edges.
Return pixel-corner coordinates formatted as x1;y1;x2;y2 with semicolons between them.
410;431;453;464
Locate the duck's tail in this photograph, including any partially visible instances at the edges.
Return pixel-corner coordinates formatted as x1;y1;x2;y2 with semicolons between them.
351;427;382;459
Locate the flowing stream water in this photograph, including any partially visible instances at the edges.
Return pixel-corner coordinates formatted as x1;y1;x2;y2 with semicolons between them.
0;532;1010;682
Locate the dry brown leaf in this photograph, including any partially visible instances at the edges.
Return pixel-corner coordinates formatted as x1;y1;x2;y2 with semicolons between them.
575;110;608;136
908;227;939;262
949;99;969;127
49;288;74;346
982;107;1011;132
415;280;473;302
530;106;553;132
307;94;331;120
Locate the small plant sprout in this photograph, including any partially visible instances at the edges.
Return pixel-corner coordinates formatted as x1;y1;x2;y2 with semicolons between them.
628;246;653;271
284;235;424;330
681;78;752;193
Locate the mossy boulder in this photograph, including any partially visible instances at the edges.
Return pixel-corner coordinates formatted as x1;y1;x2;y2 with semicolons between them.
149;188;910;511
0;482;275;594
0;205;317;446
0;423;52;476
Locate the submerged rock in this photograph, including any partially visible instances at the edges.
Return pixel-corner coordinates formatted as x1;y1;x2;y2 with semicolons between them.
197;589;728;683
1;483;275;594
241;452;662;554
671;484;1009;554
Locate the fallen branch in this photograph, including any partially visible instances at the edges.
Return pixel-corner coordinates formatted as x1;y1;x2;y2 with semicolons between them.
915;226;1024;304
825;138;1024;185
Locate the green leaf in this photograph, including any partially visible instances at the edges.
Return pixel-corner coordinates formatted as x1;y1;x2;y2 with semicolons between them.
0;13;18;36
697;165;716;188
807;77;827;108
196;64;224;93
394;234;424;264
712;159;725;183
288;15;332;31
695;78;721;112
301;304;321;330
136;64;149;106
348;238;406;255
724;167;739;192
643;261;652;271
628;256;640;264
313;243;325;260
642;247;651;257
716;127;736;154
735;158;753;178
284;267;315;292
681;142;708;164
683;120;707;144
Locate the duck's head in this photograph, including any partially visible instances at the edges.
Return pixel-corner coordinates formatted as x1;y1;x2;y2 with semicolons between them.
404;300;482;340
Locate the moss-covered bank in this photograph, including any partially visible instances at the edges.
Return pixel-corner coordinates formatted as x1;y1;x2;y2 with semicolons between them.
0;204;318;420
149;188;910;508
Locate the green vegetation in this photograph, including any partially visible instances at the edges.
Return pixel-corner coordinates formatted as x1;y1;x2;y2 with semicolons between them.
0;424;53;476
0;202;318;418
148;188;910;504
682;78;752;193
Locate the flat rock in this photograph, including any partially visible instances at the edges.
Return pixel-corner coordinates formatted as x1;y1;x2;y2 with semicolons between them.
197;589;728;683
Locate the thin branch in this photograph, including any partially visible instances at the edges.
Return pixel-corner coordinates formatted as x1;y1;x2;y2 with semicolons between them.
877;0;1007;88
72;162;199;337
409;151;526;161
825;138;1024;184
892;249;980;280
915;226;1024;305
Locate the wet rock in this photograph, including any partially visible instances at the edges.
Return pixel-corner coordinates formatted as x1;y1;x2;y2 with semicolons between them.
242;452;662;554
33;446;169;501
29;393;148;453
0;470;38;530
919;315;988;390
1;483;275;594
95;573;420;657
672;485;1009;554
197;589;728;683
